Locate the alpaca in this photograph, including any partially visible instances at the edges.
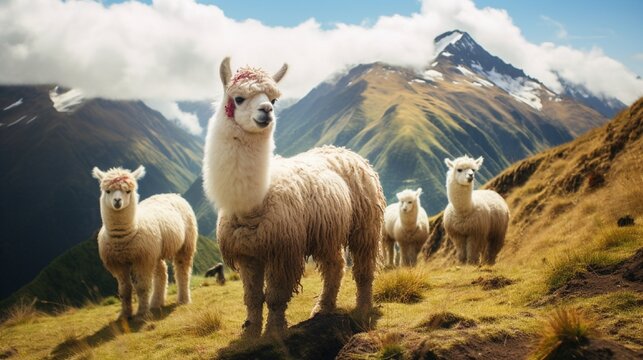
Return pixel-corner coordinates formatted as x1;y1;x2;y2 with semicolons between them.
202;58;385;337
92;166;197;319
205;263;226;285
382;188;430;267
443;156;509;265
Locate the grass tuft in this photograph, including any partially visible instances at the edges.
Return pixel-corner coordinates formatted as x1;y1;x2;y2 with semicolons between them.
531;307;596;360
1;298;42;327
183;308;223;336
545;251;617;292
373;268;430;304
374;332;405;360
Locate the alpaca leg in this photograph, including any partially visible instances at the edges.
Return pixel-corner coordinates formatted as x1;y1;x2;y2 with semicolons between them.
238;259;265;338
383;237;395;267
173;252;194;304
400;244;412;267
150;260;167;309
484;231;506;265
114;269;133;319
351;248;376;318
311;253;344;316
132;266;153;317
264;271;294;337
394;243;401;267
451;236;467;264
465;237;483;265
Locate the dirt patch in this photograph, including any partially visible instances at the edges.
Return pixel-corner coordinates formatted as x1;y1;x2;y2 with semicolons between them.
538;337;642;360
217;313;361;360
554;249;643;299
0;347;18;359
471;275;514;290
416;312;477;331
429;331;534;360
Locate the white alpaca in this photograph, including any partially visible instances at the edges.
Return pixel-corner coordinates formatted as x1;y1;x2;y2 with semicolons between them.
92;166;197;319
202;58;385;337
382;188;430;267
443;156;509;265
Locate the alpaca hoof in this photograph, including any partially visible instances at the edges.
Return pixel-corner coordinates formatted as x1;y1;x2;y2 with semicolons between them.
241;320;262;338
310;303;333;318
177;296;191;305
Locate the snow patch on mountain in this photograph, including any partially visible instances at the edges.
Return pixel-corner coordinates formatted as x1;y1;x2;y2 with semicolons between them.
423;70;444;82
484;69;543;110
434;31;463;57
49;87;85;112
8;115;26;126
3;98;23;111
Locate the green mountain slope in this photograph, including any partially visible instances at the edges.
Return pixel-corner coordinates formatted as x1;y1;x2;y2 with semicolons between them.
0;233;221;311
0;85;204;299
275;33;608;214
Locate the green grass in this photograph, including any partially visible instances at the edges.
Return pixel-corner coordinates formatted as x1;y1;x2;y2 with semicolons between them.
545;225;641;292
373;268;430;304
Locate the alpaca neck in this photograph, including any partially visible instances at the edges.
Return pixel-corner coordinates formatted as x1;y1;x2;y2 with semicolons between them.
399;206;419;228
447;177;474;214
203;107;274;215
101;200;138;237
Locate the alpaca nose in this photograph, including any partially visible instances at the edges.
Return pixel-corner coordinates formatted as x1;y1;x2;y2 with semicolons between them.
114;199;122;209
259;103;273;113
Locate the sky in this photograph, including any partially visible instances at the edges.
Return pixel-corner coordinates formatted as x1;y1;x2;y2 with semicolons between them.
1;0;642;134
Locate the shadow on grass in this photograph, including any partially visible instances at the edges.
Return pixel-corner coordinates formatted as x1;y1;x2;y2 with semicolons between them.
217;308;383;360
47;304;178;359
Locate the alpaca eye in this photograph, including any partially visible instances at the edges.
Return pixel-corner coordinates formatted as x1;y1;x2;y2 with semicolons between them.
457;169;462;173
271;99;277;105
126;190;131;194
234;97;245;105
106;190;111;194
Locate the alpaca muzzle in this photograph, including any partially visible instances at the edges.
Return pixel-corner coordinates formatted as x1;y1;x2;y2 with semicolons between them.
113;199;122;209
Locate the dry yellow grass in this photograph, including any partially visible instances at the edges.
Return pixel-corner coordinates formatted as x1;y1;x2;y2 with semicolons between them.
530;307;597;360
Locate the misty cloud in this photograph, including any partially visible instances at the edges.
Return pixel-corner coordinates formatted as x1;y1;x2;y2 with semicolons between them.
1;0;641;134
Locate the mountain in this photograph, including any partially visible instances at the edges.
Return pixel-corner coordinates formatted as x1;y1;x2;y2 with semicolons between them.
424;97;643;263
558;77;627;118
275;30;609;213
0;85;204;299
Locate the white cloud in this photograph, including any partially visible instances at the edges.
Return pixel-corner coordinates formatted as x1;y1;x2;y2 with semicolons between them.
634;53;643;62
144;100;202;135
0;0;641;116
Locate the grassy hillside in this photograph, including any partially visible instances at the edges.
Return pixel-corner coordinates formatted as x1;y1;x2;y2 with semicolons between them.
0;234;221;312
0;224;639;359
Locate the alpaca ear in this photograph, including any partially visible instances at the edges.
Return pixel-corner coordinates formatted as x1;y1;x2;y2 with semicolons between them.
444;158;454;169
220;57;232;88
396;192;403;201
272;63;288;83
92;167;105;181
475;156;484;167
416;187;423;197
131;165;146;180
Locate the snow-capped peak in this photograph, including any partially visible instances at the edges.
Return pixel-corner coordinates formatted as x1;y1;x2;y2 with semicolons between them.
434;30;463;57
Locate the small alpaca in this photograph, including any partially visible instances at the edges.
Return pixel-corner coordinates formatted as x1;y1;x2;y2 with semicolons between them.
92;166;197;319
443;156;509;265
205;263;226;285
382;188;430;267
203;58;385;337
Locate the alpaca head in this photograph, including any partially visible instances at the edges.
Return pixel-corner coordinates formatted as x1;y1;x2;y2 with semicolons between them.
92;166;145;211
219;57;288;134
445;156;483;186
396;187;422;214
